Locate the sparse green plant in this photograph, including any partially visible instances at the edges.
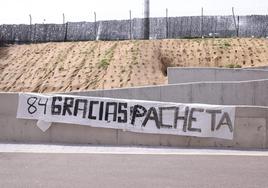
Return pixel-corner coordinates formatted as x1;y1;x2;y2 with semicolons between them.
225;64;241;68
98;58;109;69
193;38;202;44
223;41;231;47
218;40;231;48
98;43;117;69
130;41;140;65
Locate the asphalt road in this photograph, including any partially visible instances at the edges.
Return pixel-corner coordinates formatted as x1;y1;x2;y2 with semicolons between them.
0;153;267;188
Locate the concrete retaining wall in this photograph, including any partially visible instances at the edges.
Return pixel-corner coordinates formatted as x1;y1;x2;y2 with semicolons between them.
243;66;268;70
1;69;268;148
68;79;268;106
0;92;267;149
1;15;268;43
168;68;268;84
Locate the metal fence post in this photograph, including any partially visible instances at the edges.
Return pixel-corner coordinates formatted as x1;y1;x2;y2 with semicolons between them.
232;7;238;37
144;0;150;39
201;7;204;38
166;8;169;38
94;12;97;40
129;10;132;40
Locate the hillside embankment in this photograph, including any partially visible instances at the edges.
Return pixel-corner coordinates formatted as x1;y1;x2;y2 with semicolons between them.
0;38;268;93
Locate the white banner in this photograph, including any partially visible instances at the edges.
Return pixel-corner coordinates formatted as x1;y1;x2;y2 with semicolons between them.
17;93;236;140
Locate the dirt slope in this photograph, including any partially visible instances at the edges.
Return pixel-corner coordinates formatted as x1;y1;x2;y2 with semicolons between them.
0;38;268;93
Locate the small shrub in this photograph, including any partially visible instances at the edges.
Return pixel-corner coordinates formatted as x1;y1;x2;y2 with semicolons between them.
235;64;242;68
98;58;109;69
219;40;231;48
98;43;117;69
223;41;231;47
225;64;241;68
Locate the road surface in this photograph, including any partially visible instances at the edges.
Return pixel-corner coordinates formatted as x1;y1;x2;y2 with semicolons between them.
0;143;267;188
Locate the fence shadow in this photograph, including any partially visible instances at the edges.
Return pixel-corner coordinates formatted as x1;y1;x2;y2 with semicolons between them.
0;43;9;60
